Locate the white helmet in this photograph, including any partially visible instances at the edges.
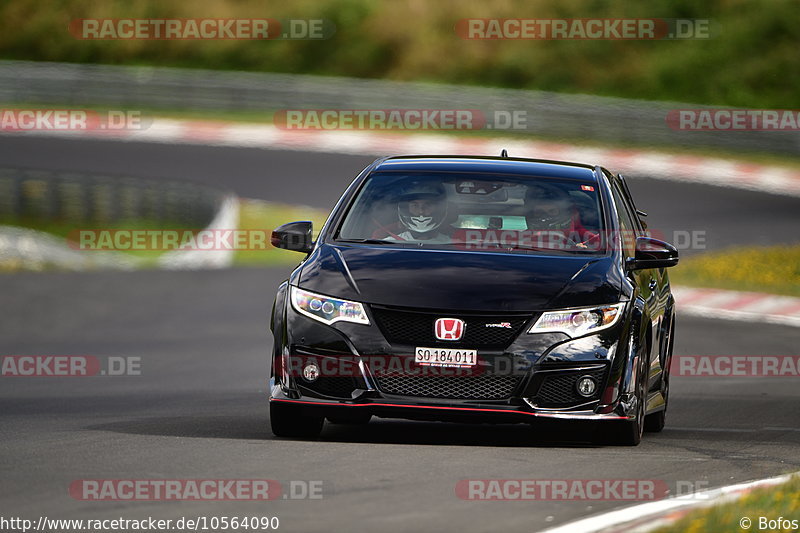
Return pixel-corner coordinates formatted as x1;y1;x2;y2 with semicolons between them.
397;182;448;235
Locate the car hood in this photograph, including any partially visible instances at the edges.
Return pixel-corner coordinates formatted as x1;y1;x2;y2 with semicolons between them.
295;244;621;312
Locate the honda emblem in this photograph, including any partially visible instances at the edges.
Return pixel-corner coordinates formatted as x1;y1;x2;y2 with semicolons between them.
434;318;465;341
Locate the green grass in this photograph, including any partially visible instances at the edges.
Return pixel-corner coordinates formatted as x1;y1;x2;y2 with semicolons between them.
0;216;201;263
233;198;329;266
653;475;800;533
670;245;800;297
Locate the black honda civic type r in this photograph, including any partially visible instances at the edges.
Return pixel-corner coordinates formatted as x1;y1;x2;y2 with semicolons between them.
269;155;678;445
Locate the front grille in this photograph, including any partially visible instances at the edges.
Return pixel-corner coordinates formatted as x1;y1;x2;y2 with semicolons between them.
374;373;521;400
370;306;530;349
534;368;606;408
299;377;357;399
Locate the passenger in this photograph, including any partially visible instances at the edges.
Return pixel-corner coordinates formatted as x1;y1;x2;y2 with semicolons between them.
524;183;599;249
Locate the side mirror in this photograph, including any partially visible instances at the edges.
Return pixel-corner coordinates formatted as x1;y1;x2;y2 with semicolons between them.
626;236;679;270
271;221;314;253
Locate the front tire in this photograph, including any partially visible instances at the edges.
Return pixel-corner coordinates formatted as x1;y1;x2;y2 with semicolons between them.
620;358;647;445
596;386;644;446
645;368;668;433
270;401;324;439
595;352;646;446
644;406;666;433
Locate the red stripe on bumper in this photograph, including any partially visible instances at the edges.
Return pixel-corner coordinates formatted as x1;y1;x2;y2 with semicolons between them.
270;398;629;420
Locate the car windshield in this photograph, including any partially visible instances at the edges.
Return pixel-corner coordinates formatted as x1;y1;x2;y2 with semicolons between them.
334;171;607;255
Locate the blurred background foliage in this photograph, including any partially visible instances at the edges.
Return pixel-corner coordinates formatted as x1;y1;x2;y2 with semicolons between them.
0;0;796;107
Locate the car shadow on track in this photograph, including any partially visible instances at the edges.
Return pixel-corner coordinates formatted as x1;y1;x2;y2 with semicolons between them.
83;412;800;449
87;415;601;447
89;411;800;452
319;419;603;448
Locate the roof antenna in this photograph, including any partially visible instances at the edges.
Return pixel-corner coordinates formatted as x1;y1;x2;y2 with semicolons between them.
500;149;508;158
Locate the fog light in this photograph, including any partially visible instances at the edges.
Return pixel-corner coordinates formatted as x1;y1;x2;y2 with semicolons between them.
303;363;320;382
576;376;597;397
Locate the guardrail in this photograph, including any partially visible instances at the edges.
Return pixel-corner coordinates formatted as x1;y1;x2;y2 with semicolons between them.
0;60;796;156
0;168;225;228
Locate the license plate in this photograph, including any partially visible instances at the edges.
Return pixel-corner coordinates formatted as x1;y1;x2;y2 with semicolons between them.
415;347;477;367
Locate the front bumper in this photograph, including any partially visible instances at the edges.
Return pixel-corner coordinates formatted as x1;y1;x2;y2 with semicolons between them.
270;301;637;423
269;388;631;423
269;357;635;424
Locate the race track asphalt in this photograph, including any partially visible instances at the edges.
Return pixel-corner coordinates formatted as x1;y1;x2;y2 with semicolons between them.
1;136;799;533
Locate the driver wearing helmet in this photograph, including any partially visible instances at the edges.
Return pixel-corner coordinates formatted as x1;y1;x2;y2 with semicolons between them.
525;183;599;248
386;182;451;243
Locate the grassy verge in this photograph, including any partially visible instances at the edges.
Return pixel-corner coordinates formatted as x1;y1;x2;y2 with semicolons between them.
233;199;329;266
670;245;800;297
0;199;329;271
654;475;800;533
0;216;202;267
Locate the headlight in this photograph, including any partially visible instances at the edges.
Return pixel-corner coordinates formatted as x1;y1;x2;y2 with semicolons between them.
528;303;625;338
290;286;370;326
